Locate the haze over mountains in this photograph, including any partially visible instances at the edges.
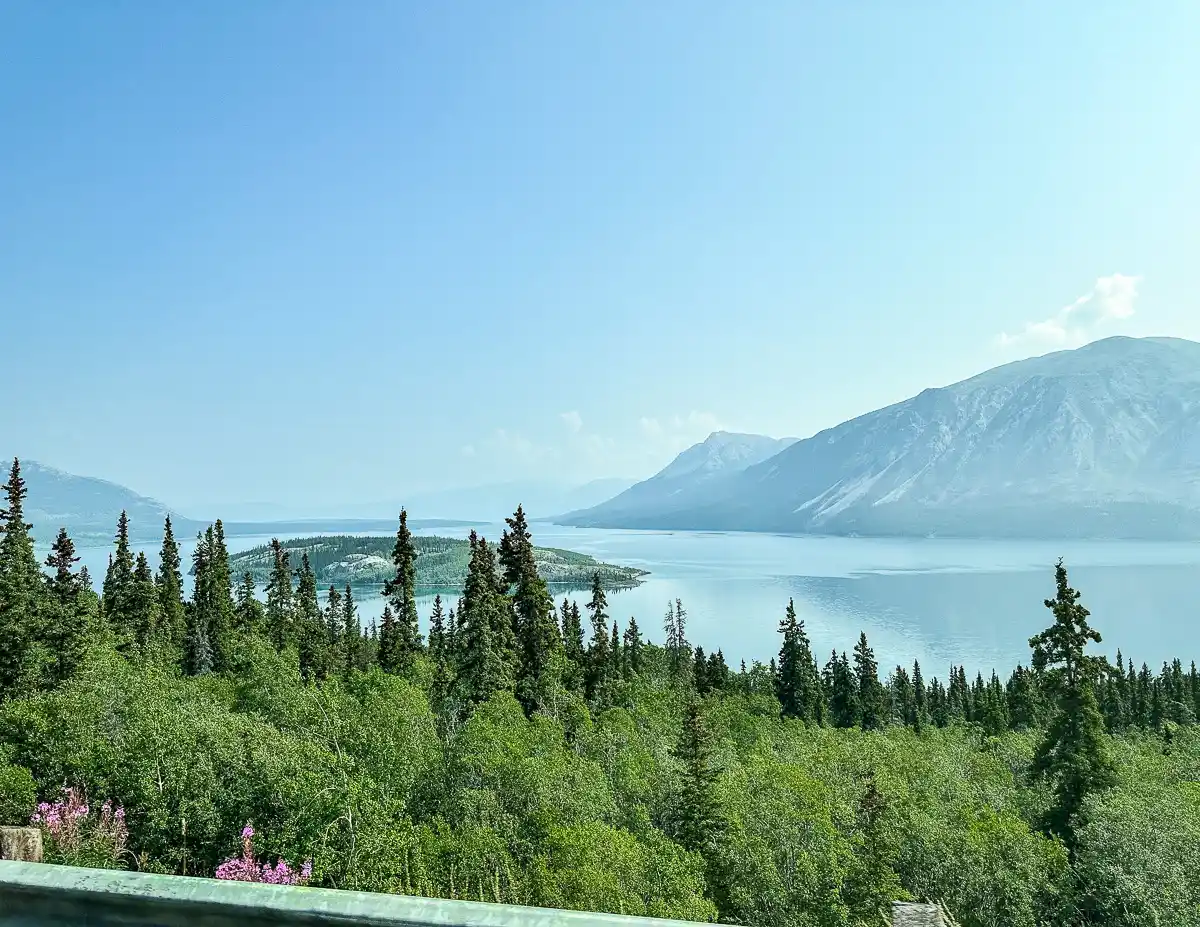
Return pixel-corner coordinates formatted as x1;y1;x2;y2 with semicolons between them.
0;460;204;545
562;336;1200;539
2;458;636;547
13;337;1200;543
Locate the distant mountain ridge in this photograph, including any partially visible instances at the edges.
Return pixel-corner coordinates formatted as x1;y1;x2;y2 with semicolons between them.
559;432;797;524
560;337;1200;539
2;459;202;545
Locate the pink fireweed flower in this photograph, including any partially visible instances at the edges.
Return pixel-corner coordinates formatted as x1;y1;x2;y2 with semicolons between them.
30;786;127;867
214;825;310;886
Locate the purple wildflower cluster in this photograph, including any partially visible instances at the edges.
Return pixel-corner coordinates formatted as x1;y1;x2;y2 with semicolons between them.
214;825;313;886
30;786;128;865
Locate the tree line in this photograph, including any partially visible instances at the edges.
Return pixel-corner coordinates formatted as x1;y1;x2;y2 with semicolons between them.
0;456;1195;925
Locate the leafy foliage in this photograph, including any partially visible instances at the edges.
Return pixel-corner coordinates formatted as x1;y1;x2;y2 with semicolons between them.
0;466;1196;926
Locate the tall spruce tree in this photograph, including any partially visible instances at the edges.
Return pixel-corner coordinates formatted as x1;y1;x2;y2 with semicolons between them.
264;539;295;650
500;506;563;715
377;604;401;674
584;572;611;704
44;527;81;605
295;553;326;682
776;599;822;721
156;517;186;651
102;511;136;648
131;552;162;652
664;598;691;682
43;527;92;685
673;699;723;854
208;520;234;666
1028;559;1116;855
428;593;446;661
324;585;344;672
912;660;927;732
853;632;886;731
561;598;586;693
825;650;860;728
184;534;215;676
382;509;423;674
707;650;730;691
234;571;264;635
342;585;360;676
455;532;511;704
622;616;643;676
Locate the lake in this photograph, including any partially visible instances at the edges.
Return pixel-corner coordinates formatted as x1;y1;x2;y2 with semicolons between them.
64;524;1200;678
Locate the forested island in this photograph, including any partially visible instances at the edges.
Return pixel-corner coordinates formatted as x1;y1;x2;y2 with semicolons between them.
221;534;648;589
0;457;1196;926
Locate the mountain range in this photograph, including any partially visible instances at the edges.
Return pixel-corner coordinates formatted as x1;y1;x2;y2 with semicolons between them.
0;458;637;548
561;336;1200;539
0;460;204;546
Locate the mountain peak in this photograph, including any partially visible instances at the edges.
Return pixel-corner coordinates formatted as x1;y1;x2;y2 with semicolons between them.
561;335;1200;539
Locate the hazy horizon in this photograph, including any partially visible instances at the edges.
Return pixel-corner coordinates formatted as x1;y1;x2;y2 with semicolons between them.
4;3;1199;510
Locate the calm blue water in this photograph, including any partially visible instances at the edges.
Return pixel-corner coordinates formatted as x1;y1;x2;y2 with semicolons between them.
64;525;1200;678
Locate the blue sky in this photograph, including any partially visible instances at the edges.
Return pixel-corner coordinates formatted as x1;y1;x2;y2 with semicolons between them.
2;2;1198;512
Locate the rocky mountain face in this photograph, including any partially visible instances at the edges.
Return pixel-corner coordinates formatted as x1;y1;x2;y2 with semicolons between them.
560;432;797;525
561;337;1200;539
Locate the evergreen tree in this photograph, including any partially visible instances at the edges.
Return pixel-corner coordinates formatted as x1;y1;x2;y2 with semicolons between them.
693;645;709;695
42;527;92;686
978;671;1009;738
324;585;344;671
929;678;949;727
377;604;400;674
707;650;730;691
825;650;860;728
264;539;295;650
610;619;623;682
296;553;326;682
673;700;723;855
44;527;82;605
561;599;586;693
155;516;186;650
1028;559;1116;856
776;599;804;718
208;520;234;666
101;511;136;648
843;772;905;920
501;506;563;715
664;598;691;682
584;572;611;705
1191;661;1200;722
131;552;162;651
622;616;643;676
853;632;886;731
234;571;264;635
455;532;511;704
1007;665;1041;729
889;665;914;727
912;660;927;732
776;599;822;722
342;585;360;676
184;535;215;676
428;594;446;661
382;509;423;673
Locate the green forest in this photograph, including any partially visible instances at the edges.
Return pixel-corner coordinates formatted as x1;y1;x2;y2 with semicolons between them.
222;534;648;589
0;457;1197;926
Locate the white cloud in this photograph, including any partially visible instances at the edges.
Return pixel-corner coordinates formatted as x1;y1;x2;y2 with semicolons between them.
996;274;1142;350
560;410;583;433
460;444;476;457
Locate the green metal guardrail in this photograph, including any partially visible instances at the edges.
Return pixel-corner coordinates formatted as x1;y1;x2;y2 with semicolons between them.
0;860;712;927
